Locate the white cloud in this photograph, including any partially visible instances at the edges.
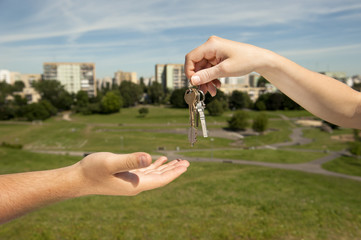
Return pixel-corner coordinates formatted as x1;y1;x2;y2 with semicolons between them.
279;43;361;56
2;0;361;44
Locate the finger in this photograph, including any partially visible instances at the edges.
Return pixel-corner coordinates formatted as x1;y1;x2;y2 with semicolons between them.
107;152;152;173
194;58;209;73
143;166;189;190
199;84;208;95
212;79;222;88
151;159;180;172
149;156;168;169
190;64;222;86
206;82;217;97
156;160;190;173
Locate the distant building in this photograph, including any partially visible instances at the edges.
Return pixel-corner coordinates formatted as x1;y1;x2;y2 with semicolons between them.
143;76;155;86
13;87;41;104
0;69;11;84
43;62;96;96
155;64;188;90
1;70;41;103
97;76;113;89
219;74;266;101
114;71;137;85
319;71;347;82
21;74;41;88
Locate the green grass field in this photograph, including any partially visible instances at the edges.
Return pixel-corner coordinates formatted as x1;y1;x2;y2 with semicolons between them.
182;149;327;164
1;107;361;239
323;155;361;177
1;148;361;240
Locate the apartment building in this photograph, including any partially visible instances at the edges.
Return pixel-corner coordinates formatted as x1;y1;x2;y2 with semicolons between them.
219;74;267;101
114;71;137;85
155;64;188;90
43;62;96;96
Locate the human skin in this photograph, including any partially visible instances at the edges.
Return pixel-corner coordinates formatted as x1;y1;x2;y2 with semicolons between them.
185;36;361;129
0;152;190;224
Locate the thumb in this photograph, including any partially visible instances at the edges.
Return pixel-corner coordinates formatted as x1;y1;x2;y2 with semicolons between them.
191;64;223;86
108;152;152;173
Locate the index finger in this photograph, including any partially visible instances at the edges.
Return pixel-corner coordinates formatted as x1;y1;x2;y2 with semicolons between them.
184;40;217;79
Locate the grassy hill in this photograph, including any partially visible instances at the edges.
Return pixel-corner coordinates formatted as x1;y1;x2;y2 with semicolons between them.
0;107;361;239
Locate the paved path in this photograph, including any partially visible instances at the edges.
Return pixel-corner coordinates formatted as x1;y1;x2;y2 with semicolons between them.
160;149;361;182
28;113;361;182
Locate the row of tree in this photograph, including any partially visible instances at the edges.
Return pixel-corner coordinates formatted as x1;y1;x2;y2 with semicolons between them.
0;76;302;121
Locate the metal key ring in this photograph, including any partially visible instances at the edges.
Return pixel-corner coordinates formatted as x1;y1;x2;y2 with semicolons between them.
198;89;205;102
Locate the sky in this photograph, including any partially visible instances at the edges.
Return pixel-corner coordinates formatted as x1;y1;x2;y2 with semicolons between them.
0;0;361;79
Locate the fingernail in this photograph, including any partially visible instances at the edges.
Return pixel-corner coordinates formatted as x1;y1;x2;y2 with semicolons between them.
191;76;200;85
140;155;148;167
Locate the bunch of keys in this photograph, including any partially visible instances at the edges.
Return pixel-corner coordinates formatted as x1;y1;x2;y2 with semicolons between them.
184;88;208;147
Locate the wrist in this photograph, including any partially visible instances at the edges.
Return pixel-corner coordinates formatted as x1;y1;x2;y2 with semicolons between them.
253;47;280;76
61;163;89;198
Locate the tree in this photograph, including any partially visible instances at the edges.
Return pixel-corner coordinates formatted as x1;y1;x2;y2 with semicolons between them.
254;93;282;111
148;81;164;104
170;87;188;108
101;91;123;114
119;81;142;107
281;93;302;110
76;91;89;108
229;90;252;109
257;76;269;87
32;80;72;110
228;110;250;130
252;113;268;133
74;90;90;114
23;101;54;121
267;93;283;110
13;81;25;92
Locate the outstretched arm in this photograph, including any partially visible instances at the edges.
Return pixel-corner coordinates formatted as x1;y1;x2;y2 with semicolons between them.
185;36;361;129
0;152;189;224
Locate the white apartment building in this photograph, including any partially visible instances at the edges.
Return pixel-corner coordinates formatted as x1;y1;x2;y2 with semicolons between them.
43;62;96;96
155;64;188;90
0;70;11;84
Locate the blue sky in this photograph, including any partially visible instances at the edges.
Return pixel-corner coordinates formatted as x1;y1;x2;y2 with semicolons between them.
1;0;361;78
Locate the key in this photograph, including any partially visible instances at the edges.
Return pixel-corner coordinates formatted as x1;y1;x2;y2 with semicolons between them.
196;90;208;137
184;88;198;146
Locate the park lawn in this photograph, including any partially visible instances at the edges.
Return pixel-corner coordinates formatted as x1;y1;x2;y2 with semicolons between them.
265;110;315;118
79;130;233;153
71;106;191;125
0;118;234;154
0;148;360;240
323;155;361;177
243;119;293;147
289;128;352;151
181;149;327;164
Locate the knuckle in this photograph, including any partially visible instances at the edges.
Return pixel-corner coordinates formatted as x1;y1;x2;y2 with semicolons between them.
208;35;219;42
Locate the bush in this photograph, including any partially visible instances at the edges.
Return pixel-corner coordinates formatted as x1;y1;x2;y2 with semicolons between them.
138;107;149;117
252;113;268;133
349;142;361;156
1;141;23;149
228;110;250;130
207;99;225;116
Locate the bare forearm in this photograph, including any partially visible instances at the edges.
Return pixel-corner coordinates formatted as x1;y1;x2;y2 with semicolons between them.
0;164;83;224
0;153;189;224
186;36;361;129
258;50;361;129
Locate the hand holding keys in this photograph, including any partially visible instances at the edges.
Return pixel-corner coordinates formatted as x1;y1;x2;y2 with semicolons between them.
184;88;208;146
